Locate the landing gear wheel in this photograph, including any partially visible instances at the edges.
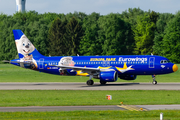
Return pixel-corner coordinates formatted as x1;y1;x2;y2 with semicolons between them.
152;81;157;85
100;81;107;85
152;74;157;85
86;80;94;85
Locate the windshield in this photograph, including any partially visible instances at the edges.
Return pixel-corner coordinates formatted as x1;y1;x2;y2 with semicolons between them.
160;60;170;64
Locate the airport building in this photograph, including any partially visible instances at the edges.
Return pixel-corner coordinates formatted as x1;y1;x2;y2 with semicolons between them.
16;0;26;12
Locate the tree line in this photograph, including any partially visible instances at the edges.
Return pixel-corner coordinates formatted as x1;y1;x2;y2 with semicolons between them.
0;8;180;63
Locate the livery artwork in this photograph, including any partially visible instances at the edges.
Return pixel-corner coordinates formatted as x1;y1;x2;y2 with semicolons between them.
58;57;75;75
9;29;178;86
15;35;37;69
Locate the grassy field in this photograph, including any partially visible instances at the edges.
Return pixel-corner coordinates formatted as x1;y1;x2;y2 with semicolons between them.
0;64;179;82
0;110;180;120
0;64;180;119
0;90;180;107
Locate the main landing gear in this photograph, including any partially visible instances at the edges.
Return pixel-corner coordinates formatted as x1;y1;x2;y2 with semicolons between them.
152;74;157;85
86;75;107;85
86;80;94;85
86;75;94;85
100;81;107;85
86;80;107;85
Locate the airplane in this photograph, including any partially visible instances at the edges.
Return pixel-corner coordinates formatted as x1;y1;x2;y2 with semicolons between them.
4;29;178;85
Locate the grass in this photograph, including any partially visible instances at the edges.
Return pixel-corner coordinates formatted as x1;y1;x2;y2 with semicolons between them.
0;110;180;120
0;65;180;119
0;64;180;82
0;90;180;107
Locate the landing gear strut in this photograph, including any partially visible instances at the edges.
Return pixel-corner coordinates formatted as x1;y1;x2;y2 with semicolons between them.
152;74;157;85
86;75;94;85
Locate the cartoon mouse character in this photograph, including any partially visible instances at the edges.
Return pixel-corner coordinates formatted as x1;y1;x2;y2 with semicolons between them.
58;57;75;66
58;57;75;75
15;35;37;69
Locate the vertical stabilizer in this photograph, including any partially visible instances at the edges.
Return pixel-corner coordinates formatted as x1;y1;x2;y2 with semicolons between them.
13;29;43;59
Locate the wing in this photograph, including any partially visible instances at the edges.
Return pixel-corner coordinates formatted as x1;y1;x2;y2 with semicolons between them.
51;65;115;75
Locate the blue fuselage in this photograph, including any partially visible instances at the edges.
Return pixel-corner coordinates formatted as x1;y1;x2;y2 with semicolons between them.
11;55;176;76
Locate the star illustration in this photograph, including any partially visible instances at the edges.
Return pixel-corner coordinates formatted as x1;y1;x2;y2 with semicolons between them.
115;63;134;73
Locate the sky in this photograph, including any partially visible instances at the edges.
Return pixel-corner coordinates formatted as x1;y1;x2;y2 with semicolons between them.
0;0;180;15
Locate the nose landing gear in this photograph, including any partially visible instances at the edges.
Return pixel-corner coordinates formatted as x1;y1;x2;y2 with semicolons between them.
152;74;157;85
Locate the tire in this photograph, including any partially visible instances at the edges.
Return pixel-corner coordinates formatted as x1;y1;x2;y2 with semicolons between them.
152;81;157;85
100;81;106;85
86;80;94;85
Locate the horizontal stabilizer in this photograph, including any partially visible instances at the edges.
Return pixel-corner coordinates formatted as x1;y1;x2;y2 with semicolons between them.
2;60;31;65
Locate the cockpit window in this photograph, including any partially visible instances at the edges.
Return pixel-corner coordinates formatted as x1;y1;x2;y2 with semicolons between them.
160;60;170;64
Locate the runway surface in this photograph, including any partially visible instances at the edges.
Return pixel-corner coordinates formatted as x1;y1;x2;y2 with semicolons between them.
0;105;180;112
0;106;125;112
0;82;180;90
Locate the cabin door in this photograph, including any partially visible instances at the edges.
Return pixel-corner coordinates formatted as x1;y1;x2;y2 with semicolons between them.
39;58;44;69
149;57;155;68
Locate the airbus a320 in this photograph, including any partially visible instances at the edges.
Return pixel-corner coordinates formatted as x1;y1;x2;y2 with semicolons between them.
5;30;178;85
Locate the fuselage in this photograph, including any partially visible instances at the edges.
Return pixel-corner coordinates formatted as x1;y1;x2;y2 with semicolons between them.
11;55;177;76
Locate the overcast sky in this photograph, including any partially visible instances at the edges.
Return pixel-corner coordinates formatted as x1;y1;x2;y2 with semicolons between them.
0;0;180;15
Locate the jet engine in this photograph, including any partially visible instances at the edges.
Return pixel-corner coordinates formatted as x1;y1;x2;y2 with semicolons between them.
99;71;118;82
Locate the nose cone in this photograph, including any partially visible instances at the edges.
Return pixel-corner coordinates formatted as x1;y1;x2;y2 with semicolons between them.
173;64;178;72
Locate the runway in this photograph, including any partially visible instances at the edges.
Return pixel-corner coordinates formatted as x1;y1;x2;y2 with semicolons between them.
0;106;125;112
0;105;180;112
0;82;180;90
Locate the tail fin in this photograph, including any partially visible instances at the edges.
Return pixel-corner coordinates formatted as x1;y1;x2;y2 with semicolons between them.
13;29;43;58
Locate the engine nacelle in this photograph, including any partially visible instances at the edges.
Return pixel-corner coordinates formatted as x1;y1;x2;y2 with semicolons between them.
99;71;118;82
119;75;137;80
